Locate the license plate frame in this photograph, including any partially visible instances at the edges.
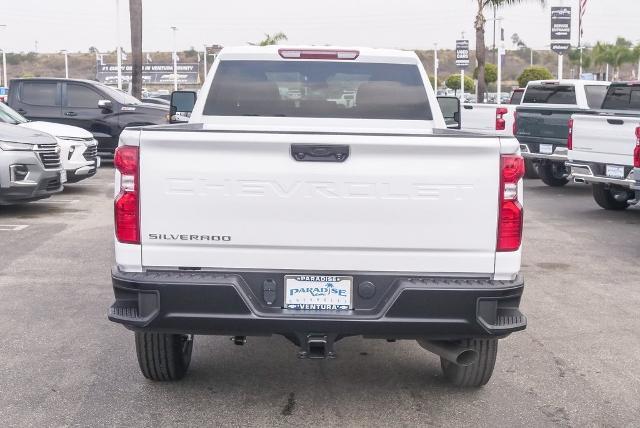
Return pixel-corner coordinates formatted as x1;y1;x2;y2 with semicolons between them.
284;275;353;311
605;164;625;179
539;144;553;155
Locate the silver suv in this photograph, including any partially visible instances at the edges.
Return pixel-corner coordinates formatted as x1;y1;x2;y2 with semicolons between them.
0;123;65;204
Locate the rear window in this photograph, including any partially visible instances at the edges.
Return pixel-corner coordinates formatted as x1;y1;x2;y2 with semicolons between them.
20;82;59;106
584;85;609;108
601;85;640;111
523;84;577;105
203;60;432;120
509;90;524;105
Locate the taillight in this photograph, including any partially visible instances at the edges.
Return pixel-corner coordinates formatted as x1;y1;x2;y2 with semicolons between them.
634;126;640;168
512;111;518;135
567;118;574;150
496;107;508;131
498;155;524;252
114;145;140;244
278;49;359;60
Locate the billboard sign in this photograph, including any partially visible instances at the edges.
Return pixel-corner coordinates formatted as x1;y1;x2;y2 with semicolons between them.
455;40;470;69
551;6;572;40
96;63;200;85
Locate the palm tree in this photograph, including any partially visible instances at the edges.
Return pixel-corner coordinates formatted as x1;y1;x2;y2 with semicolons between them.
129;0;143;99
474;0;545;103
250;32;288;46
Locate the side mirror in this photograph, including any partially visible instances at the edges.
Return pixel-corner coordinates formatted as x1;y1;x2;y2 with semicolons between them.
98;99;113;111
170;90;197;124
437;96;461;129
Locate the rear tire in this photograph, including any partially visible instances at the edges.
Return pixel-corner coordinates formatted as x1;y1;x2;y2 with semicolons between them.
524;159;539;179
538;162;568;187
592;184;630;211
440;339;498;387
135;332;193;381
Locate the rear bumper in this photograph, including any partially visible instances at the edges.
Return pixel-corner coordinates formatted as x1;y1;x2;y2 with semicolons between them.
109;268;526;340
520;143;568;162
567;161;636;188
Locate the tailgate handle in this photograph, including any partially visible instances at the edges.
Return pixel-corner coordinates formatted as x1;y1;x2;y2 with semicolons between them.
606;119;624;125
291;144;349;162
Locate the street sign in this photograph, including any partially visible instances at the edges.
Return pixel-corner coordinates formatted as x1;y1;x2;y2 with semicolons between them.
551;42;571;55
455;40;470;69
550;6;572;40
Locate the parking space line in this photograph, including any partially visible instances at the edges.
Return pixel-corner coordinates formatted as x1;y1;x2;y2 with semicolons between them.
32;199;79;204
0;225;29;231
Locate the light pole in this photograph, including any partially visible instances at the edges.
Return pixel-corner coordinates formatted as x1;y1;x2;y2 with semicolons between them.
0;25;7;88
433;43;438;93
203;44;208;81
115;0;122;89
61;50;69;78
171;26;178;91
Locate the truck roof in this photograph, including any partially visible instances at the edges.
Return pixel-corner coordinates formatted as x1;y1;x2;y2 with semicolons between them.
217;45;421;64
9;77;99;84
526;79;610;87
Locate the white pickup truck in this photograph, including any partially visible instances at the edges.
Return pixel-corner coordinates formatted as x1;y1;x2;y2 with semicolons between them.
108;46;527;387
568;82;640;210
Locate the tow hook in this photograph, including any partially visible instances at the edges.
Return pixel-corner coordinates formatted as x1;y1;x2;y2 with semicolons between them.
297;333;337;359
231;336;247;346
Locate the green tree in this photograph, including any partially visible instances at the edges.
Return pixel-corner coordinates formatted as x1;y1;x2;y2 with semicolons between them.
446;74;475;94
517;66;553;88
252;32;288;46
473;0;545;103
473;63;497;85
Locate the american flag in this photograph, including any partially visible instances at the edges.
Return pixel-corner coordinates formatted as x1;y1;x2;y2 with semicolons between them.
580;0;588;40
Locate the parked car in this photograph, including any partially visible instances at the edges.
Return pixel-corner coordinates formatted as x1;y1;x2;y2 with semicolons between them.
0;101;99;183
567;82;640;210
108;45;527;387
514;79;610;186
0;123;65;204
7;78;169;158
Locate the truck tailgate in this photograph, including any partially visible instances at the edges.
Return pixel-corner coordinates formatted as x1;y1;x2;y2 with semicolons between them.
515;107;578;145
139;129;501;274
571;114;640;165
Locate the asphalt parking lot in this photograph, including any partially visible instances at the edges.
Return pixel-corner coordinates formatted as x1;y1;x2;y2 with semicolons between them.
1;166;639;427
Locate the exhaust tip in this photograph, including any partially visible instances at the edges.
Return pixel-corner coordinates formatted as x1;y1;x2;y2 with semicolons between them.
456;349;479;366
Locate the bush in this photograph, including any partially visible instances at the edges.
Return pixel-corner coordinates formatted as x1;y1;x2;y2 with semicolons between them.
473;63;498;84
445;74;475;92
517;66;554;88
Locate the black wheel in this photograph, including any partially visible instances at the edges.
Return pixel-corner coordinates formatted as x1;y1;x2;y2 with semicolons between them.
524;159;539;179
592;184;630;211
135;332;193;381
440;339;498;387
538;162;568;187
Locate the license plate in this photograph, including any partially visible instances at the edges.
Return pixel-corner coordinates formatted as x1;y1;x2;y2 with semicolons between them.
606;165;625;179
60;170;67;183
96;157;101;168
284;275;352;311
539;144;553;155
